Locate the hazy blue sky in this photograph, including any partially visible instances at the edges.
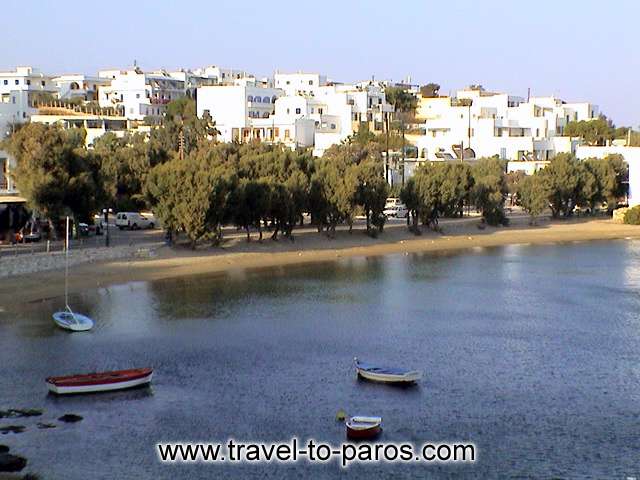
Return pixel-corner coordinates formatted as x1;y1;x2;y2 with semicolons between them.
2;0;638;125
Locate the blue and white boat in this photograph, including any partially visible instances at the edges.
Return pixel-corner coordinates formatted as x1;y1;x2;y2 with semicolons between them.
354;357;421;384
52;217;94;332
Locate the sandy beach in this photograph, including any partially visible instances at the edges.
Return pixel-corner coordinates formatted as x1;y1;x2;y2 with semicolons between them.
1;216;639;309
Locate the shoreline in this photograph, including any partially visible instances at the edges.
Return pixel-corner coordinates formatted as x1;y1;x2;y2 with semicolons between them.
2;217;639;309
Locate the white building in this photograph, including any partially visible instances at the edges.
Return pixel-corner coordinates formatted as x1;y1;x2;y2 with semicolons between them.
274;72;327;95
53;74;109;101
98;68;186;120
196;73;394;154
0;67;57;195
196;83;291;143
413;86;598;162
191;66;254;85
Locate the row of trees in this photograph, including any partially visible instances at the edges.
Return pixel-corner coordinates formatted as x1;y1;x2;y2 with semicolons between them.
564;116;640;146
400;158;507;233
517;153;627;220
145;141;389;246
397;153;628;234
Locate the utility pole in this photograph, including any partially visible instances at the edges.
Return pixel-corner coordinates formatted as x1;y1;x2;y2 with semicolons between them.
401;113;406;185
467;103;472;156
179;130;185;161
385;112;390;185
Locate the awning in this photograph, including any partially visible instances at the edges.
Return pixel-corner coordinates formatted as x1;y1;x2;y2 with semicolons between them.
0;195;27;203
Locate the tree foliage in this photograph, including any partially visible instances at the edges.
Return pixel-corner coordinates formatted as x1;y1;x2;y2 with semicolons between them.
419;83;440;98
3;123;104;229
471;157;508;225
564;117;613;146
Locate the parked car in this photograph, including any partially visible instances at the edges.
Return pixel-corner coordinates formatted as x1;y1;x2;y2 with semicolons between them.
78;222;103;236
383;198;409;218
23;231;42;243
115;212;156;230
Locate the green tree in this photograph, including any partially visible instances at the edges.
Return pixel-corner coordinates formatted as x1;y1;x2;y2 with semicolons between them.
517;174;548;223
419;83;440;98
537;153;593;217
471;157;508;225
355;160;388;235
94;132;155;211
439;163;474;217
149;97;218;159
3;123;104;234
564;117;613;145
400;177;421;233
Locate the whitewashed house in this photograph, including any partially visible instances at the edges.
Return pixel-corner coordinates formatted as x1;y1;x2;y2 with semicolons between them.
413;86;598;162
98;68;186;120
53;74;110;101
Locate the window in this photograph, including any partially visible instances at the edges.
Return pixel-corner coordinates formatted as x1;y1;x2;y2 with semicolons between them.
286;108;290;114
284;129;290;139
263;96;270;103
310;108;314;113
295;108;301;114
15;79;19;85
330;123;336;129
26;79;30;86
136;93;140;99
272;96;277;104
2;80;6;85
41;80;45;87
286;81;290;85
318;108;323;114
308;80;313;85
247;95;254;102
22;112;26;118
254;97;261;103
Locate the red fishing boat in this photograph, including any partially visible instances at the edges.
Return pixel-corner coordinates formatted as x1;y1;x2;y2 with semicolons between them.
46;368;153;395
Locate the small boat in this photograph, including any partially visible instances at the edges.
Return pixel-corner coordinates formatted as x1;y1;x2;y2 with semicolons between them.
52;217;94;332
354;357;422;384
46;368;153;395
52;310;94;331
346;416;382;440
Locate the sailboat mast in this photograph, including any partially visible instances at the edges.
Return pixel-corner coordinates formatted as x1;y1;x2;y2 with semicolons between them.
65;216;69;310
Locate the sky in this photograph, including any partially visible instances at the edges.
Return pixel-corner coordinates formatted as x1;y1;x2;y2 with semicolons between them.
2;0;639;126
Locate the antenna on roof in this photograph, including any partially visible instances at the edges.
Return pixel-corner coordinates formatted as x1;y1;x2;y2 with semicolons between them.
134;59;137;68
527;87;530;102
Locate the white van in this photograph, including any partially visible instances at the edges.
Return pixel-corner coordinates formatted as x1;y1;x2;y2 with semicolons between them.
115;212;156;230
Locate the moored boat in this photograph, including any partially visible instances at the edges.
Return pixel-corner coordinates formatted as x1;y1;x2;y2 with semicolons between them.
346;416;382;440
52;217;95;332
354;357;421;384
46;368;153;395
52;310;94;332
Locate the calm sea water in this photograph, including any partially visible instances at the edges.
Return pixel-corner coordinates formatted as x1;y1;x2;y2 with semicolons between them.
1;240;640;479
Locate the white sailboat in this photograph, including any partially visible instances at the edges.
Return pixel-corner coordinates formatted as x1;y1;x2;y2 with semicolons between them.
52;217;94;332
